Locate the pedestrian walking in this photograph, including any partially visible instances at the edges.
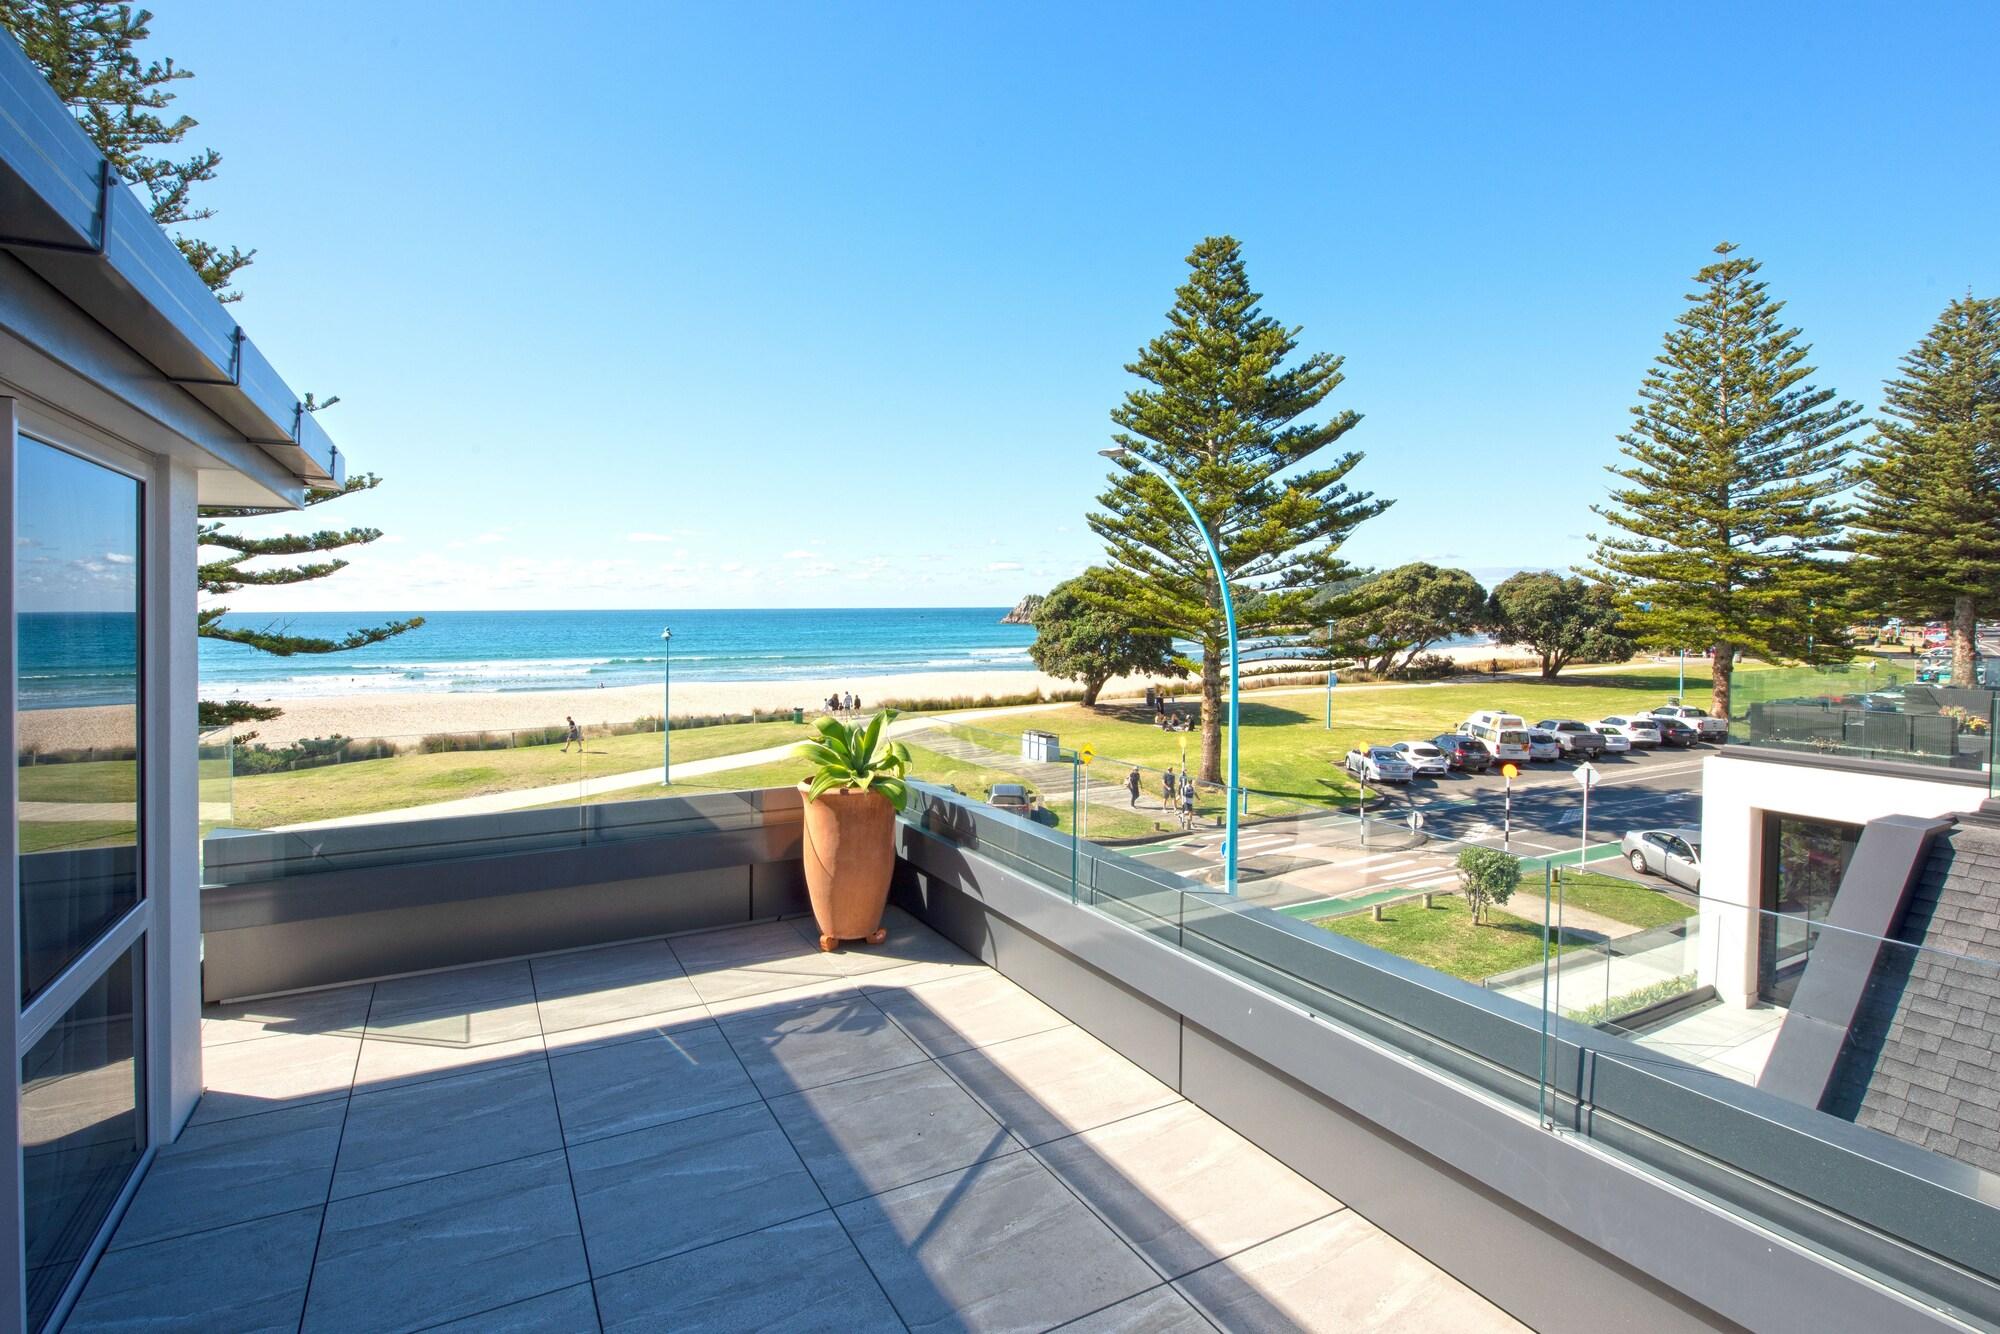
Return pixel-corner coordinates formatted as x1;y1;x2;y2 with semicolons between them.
1179;780;1196;831
560;716;583;753
1125;766;1141;807
1162;768;1176;807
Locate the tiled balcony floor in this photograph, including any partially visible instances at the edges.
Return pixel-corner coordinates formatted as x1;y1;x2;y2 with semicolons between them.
69;907;1522;1332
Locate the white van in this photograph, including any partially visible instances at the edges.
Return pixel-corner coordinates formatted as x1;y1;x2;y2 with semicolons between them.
1460;711;1532;764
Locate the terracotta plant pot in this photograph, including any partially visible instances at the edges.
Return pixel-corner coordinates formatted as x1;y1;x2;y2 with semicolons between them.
798;782;895;951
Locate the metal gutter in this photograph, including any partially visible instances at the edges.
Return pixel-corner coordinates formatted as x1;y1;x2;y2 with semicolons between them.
0;32;343;489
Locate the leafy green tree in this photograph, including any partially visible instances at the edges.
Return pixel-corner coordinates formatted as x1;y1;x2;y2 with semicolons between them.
7;8;424;729
1455;847;1520;926
1027;569;1187;706
1488;572;1634;680
1091;237;1389;783
1;0;252;296
1333;563;1487;675
1848;296;2000;686
1586;244;1861;719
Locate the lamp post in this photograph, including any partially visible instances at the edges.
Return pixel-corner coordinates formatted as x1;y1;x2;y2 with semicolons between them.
1100;447;1240;895
1324;619;1336;730
659;627;672;785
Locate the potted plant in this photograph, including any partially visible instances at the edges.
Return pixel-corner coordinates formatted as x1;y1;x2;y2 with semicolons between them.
797;710;911;951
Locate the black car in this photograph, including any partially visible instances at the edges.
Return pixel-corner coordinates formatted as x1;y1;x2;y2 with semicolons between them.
1654;717;1700;747
1431;733;1492;772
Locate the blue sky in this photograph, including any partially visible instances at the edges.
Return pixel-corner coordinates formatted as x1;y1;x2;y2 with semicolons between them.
149;1;1999;612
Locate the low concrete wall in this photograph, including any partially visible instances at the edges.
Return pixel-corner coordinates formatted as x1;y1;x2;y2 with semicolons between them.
199;788;806;1001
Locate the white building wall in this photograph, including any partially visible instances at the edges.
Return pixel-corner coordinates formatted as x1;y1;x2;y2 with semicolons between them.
1700;753;1982;1006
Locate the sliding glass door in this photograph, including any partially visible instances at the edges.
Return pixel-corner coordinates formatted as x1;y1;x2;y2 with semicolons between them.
14;436;147;1331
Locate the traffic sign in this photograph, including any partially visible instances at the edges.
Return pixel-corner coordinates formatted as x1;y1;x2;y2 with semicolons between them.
1574;762;1601;789
1328;670;1339;687
1078;745;1095;765
1500;762;1519;779
1406;810;1425;832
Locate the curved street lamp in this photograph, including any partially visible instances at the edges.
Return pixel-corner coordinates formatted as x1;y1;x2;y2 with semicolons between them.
1099;447;1240;895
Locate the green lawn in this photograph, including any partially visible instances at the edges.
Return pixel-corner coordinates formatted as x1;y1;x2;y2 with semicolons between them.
18;757;137;803
230;719;812;827
20;820;136;853
1540;871;1697;931
988;664;1765;808
1315;900;1585;981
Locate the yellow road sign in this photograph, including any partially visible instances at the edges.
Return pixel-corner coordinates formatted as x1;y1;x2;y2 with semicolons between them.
1079;745;1095;764
1501;762;1519;779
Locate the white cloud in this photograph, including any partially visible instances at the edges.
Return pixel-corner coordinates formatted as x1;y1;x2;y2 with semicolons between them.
985;561;1023;572
627;532;677;543
782;549;814;560
104;552;135;565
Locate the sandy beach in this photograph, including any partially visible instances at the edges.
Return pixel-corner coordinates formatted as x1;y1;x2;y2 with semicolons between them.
20;643;1532;751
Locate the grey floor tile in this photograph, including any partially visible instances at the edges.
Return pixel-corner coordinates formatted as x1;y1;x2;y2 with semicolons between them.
871;970;1069;1058
684;955;859;1008
837;1152;1158;1332
1034;1102;1339;1280
671;920;815;972
784;907;976;977
1172;1212;1527;1332
304;1151;589;1334
113;1100;343;1249
352;1030;546;1092
1058;1284;1215;1333
190;1031;359;1126
368;960;537;1025
365;995;543;1049
769;1061;1020;1205
539;1001;712;1054
594;1211;902;1333
203;984;374;1047
425;1282;601;1332
334;1060;564;1198
67;1207;321;1333
720;996;929;1097
938;1025;1180;1147
532;940;700;1035
548;1022;760;1144
567;1102;826;1275
693;971;864;1020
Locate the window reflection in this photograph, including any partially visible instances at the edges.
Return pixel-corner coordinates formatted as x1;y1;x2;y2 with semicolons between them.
15;437;143;1001
21;946;142;1330
1759;813;1862;1007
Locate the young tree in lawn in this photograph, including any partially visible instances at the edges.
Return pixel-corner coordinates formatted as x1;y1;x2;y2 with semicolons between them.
1027;570;1187;706
1586;244;1861;719
1091;236;1389;784
2;0;253;296
1488;572;1634;680
1848;296;2000;687
1455;847;1520;926
1332;563;1487;675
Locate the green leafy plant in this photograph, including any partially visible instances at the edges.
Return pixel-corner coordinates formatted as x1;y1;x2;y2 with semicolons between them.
1455;846;1522;925
798;710;913;809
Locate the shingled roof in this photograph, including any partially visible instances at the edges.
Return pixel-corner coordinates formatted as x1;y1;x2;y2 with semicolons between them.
1824;822;2000;1173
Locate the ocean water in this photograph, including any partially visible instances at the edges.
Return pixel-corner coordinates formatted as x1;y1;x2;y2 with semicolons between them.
193;608;1036;701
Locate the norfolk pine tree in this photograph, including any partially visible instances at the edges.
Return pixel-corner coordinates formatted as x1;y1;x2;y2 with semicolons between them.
1091;237;1389;785
7;4;423;728
1587;244;1861;719
1848;297;2000;687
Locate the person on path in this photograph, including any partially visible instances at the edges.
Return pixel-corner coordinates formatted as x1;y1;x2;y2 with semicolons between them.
561;716;582;753
853;694;863;713
1179;780;1196;831
1125;767;1141;807
1162;768;1177;807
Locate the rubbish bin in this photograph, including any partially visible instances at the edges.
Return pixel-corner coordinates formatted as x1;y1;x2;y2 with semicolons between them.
791;708;804;724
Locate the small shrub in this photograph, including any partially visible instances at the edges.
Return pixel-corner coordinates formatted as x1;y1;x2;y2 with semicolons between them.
1564;974;1697;1028
1456;846;1521;925
1393;653;1460;680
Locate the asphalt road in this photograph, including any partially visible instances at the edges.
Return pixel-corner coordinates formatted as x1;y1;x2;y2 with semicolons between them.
1127;743;1707;911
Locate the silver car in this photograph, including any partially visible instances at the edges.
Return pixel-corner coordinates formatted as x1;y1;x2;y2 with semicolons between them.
1345;745;1415;784
1390;739;1450;776
1621;828;1701;891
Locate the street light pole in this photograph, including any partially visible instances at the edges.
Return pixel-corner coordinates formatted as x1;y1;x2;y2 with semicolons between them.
1100;447;1240;896
660;627;673;785
1325;620;1335;730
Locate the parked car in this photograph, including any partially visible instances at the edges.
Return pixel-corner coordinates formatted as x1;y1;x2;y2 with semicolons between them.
1537;719;1607;757
1593;725;1632;753
1345;745;1415;784
1597;715;1663;748
1653;717;1700;747
1649;704;1728;740
1620;828;1702;891
1390;739;1450;777
1525;728;1563;761
1431;733;1492;772
987;783;1036;814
